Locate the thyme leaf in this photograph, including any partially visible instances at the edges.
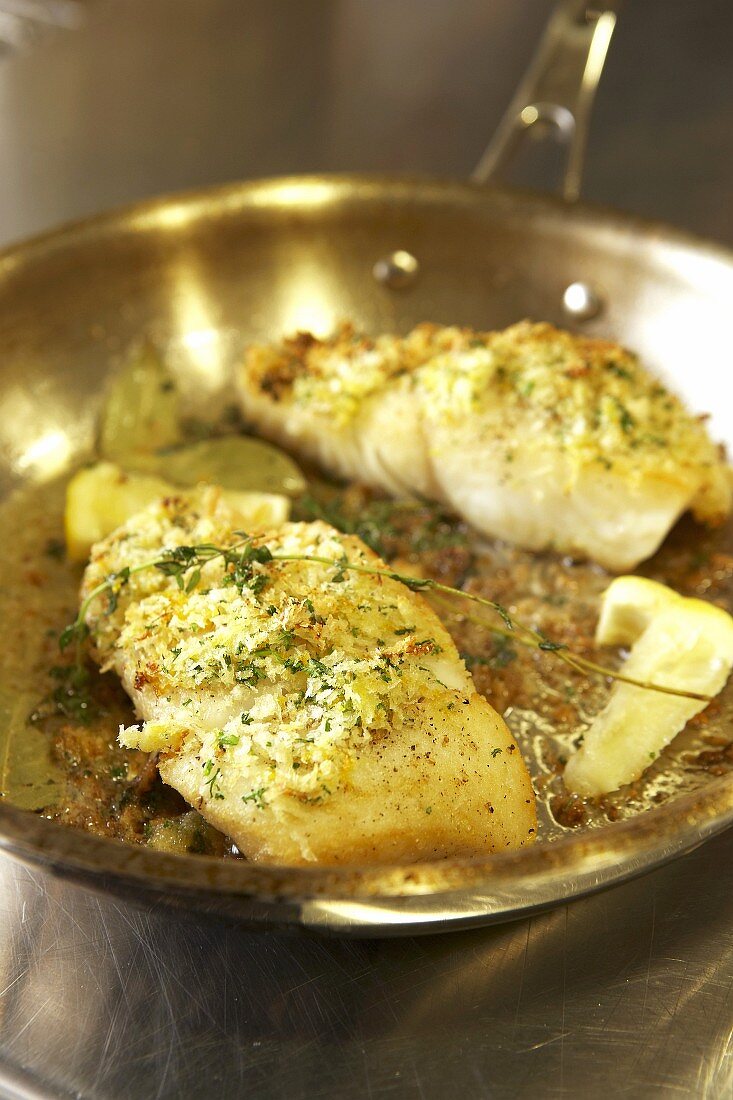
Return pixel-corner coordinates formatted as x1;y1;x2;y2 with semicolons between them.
241;786;267;810
59;621;89;652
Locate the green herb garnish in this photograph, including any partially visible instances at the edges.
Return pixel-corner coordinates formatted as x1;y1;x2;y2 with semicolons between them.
241;787;267;810
62;534;713;703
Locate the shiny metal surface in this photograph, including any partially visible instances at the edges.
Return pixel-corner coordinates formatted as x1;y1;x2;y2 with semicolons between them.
1;832;733;1098
471;0;620;199
372;249;420;291
562;280;603;320
0;0;731;1094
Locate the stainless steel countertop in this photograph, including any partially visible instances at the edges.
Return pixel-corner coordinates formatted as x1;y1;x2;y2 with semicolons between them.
0;2;732;1097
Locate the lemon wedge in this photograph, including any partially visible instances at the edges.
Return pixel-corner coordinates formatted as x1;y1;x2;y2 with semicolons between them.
564;575;733;796
65;461;290;562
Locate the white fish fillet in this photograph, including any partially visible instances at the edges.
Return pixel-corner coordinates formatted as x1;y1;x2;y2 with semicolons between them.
81;488;536;865
236;322;731;571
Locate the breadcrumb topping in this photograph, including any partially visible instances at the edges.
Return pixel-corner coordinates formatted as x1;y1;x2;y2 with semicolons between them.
243;320;731;522
82;490;469;804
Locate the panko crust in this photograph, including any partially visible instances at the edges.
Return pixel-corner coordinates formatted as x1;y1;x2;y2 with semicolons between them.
81;488;536;865
238;322;731;567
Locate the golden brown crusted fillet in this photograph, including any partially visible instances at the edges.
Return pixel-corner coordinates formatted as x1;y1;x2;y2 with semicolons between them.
81;488;537;865
238;321;731;570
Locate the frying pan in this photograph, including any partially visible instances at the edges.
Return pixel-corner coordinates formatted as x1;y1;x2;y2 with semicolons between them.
1;0;732;936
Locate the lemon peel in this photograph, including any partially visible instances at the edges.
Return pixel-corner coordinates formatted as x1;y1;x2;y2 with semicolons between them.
119;720;186;753
564;576;733;796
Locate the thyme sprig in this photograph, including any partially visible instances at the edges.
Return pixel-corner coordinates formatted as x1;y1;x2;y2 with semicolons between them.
60;534;261;652
267;553;712;702
437;603;706;702
60;535;712;703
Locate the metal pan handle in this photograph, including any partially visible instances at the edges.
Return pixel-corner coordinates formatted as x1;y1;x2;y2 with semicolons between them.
472;0;621;201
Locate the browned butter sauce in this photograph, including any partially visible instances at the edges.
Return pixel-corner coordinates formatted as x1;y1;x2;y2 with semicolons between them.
1;474;732;858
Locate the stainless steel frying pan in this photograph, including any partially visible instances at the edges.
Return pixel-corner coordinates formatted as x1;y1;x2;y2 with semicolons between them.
1;0;732;936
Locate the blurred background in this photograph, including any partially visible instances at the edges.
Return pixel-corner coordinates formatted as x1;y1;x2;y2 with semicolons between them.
0;0;730;248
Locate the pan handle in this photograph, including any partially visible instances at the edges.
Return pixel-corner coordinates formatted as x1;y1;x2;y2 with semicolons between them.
471;0;620;201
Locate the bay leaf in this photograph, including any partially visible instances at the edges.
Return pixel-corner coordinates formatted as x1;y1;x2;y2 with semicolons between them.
99;341;183;460
0;685;65;811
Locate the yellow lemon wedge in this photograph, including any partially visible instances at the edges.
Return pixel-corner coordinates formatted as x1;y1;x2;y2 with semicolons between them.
65;461;290;562
564;575;733;796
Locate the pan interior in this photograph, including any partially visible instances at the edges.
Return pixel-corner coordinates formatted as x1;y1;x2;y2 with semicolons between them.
1;175;732;913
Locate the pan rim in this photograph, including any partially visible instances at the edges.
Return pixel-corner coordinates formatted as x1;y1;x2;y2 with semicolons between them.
0;772;730;904
0;171;732;273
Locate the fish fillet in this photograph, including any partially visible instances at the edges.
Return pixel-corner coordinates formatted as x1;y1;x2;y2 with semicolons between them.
236;322;731;571
81;489;536;865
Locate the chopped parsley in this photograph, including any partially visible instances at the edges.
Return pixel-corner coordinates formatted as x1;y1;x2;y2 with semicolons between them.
241;787;267;810
217;732;240;749
202;760;225;800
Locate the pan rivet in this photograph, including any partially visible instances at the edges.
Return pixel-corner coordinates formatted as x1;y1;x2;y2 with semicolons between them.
563;281;602;320
373;250;420;290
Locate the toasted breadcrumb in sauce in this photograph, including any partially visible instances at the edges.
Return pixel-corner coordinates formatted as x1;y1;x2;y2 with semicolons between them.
1;471;733;856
